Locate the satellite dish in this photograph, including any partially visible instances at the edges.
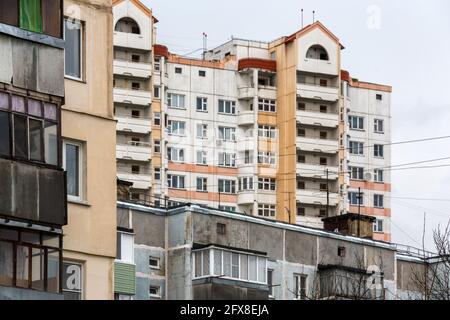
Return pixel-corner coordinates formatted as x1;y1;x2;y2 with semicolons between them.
364;172;373;182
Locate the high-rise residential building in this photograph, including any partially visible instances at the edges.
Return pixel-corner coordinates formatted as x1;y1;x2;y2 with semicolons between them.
113;0;157;201
113;2;392;242
0;0;67;299
62;0;117;299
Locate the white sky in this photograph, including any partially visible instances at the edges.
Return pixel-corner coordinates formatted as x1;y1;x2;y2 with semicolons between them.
142;0;450;251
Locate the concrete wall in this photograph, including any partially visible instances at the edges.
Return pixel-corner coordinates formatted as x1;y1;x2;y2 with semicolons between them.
0;285;63;300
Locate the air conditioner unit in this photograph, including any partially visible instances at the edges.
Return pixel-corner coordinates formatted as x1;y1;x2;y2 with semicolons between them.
364;172;373;182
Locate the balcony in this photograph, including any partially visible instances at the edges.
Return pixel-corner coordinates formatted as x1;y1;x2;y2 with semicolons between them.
238;191;256;205
116;142;152;162
113;59;152;79
298;58;339;76
0;158;66;227
237;137;256;152
237;110;255;126
116;116;152;135
296;110;339;128
237;164;257;175
297;83;339;102
113;87;152;106
237;86;255;100
296;163;339;180
258;86;277;100
296;137;339;154
296;189;339;206
114;31;151;51
117;172;151;190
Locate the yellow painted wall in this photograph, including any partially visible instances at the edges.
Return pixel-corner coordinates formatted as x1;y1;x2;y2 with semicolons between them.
62;0;116;300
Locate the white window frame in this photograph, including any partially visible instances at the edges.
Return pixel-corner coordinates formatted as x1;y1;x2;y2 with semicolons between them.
167;147;185;163
218;100;236;115
238;177;254;191
149;286;161;298
258;152;276;165
258;98;276;112
374;194;384;208
218;179;236;194
348;116;364;130
63;140;84;202
196;97;208;112
116;231;134;264
257;204;276;218
293;274;307;300
374;144;384;158
149;257;161;270
196;123;208;139
218;126;236;142
167;93;186;109
153;86;161;99
373;219;384;233
349;141;364;155
218;152;236;168
258;125;277;139
196;150;207;165
349;166;364;180
167;174;185;189
374;169;384;183
374;119;384;133
258;177;276;191
196;177;208;192
64;18;83;81
167;120;186;136
154;57;161;72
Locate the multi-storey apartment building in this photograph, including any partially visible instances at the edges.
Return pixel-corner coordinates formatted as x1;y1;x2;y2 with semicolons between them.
62;0;117;299
113;0;157;201
113;2;392;241
0;0;67;299
114;200;432;300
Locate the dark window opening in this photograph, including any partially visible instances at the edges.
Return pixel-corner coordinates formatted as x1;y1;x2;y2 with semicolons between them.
131;54;140;63
199;70;206;77
217;223;226;235
175;67;182;74
338;246;346;257
114;17;140;34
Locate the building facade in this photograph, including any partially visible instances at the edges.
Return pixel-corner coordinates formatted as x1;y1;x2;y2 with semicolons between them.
62;0;117;299
115;201;430;300
112;1;392;242
0;0;66;299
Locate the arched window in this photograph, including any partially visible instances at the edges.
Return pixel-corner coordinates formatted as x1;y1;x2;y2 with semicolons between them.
306;45;329;61
114;17;140;34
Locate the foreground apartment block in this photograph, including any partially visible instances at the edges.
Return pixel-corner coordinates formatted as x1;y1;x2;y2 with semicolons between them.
112;0;392;243
0;0;66;299
115;201;434;300
62;0;117;299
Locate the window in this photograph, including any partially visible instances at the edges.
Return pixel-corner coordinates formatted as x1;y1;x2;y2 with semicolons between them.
149;286;161;298
218;126;236;141
63;141;83;200
0;111;10;156
196;124;208;139
244;150;252;164
167;120;186;136
131;165;140;174
218;152;236;167
306;45;328;61
294;274;307;300
196;150;207;165
217;223;226;235
374;169;384;183
114;17;140;34
319;79;328;87
258;98;276;112
167;147;185;162
319;209;326;217
374;119;384;133
258;152;276;165
131;54;140;63
154;112;161;126
258;178;276;191
297;102;306;111
349;116;364;130
154;168;161;181
175;67;182;74
258;204;276;218
63;262;83;300
376;94;383;101
348;191;363;206
193;248;268;284
167;93;186;109
153;140;161;153
297;207;305;216
319;157;328;166
320;131;328;140
219;206;236;213
196;97;208;112
153;86;161;99
349;166;364;180
374;194;384;208
199;70;206;77
318;183;327;192
154;57;161;71
297;153;306;164
320;105;328;113
297;180;305;190
218;100;236;115
338;247;346;257
131;82;140;90
116;232;134;264
258;125;277;139
373;219;384;232
196;177;208;192
64;18;82;80
238;177;254;191
130;110;141;119
20;0;43;33
297;127;305;137
167;174;185;189
349;141;364;155
149;257;160;269
218;179;236;194
374;144;384;158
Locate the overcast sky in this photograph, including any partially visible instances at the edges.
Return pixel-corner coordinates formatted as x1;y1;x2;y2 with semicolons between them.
142;0;450;251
